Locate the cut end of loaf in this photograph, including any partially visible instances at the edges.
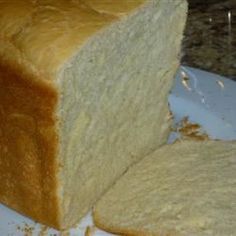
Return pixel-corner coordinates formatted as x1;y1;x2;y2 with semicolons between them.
58;0;188;228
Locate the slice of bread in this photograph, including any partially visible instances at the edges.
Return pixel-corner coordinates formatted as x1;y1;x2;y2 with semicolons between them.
94;140;236;236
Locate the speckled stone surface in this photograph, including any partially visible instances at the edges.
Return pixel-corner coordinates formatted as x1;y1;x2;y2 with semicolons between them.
182;0;236;80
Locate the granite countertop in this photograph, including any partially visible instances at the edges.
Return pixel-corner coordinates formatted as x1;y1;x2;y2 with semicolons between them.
182;0;236;80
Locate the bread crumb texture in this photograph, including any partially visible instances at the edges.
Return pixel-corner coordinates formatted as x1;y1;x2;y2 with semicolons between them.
94;140;236;236
175;117;209;141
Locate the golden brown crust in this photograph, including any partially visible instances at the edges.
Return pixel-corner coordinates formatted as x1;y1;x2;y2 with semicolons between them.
93;210;159;236
82;0;147;16
0;0;146;77
0;61;60;228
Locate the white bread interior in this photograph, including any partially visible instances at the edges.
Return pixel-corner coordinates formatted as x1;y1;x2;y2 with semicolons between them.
94;140;236;236
58;0;187;228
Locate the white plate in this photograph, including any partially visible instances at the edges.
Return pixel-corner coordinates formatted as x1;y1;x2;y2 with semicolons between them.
1;66;236;236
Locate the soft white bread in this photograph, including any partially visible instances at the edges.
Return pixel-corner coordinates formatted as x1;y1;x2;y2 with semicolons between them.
94;140;236;236
0;0;187;229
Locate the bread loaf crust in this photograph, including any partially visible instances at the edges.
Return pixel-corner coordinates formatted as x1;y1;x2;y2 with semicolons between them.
0;61;61;228
0;0;146;77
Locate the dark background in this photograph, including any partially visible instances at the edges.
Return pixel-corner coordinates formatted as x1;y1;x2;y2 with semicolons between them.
182;0;236;80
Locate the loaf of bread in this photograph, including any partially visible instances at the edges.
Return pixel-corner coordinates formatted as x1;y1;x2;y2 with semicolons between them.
94;140;236;236
0;0;187;229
